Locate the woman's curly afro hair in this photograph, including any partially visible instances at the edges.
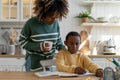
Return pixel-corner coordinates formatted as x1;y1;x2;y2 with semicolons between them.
33;0;69;21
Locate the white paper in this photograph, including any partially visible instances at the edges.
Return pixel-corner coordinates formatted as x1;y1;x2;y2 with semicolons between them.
35;71;58;77
57;72;79;77
35;71;95;77
78;72;95;77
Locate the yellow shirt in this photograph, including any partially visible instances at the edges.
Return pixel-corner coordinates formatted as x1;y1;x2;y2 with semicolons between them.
55;49;102;73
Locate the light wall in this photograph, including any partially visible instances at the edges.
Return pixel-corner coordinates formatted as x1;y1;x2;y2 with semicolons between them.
59;0;88;41
59;0;120;54
1;0;120;54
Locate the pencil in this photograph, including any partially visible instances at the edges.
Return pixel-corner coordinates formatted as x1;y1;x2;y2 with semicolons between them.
105;58;113;63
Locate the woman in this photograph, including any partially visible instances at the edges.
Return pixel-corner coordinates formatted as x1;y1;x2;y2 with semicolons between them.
19;0;69;71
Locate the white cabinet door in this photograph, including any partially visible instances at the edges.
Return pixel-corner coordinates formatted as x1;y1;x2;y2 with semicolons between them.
0;58;25;71
91;58;107;68
20;0;35;21
91;58;120;69
0;0;35;22
0;0;19;21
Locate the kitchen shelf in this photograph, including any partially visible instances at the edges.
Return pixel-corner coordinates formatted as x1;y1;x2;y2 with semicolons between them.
80;23;120;33
81;23;120;27
82;0;120;6
83;0;120;3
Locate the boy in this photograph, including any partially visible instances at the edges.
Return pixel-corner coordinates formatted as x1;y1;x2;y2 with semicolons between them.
55;31;103;77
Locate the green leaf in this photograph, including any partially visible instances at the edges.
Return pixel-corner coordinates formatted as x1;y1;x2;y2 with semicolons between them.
74;10;95;22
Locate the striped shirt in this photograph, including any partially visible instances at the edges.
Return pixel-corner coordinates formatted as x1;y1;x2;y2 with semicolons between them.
19;17;65;70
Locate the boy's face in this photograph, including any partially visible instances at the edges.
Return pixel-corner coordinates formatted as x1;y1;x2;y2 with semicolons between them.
64;36;80;54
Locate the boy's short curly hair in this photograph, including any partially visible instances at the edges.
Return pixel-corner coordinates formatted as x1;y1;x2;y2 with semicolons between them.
65;31;81;41
33;0;69;21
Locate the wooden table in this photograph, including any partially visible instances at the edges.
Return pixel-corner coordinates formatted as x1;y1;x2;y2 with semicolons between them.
0;71;101;80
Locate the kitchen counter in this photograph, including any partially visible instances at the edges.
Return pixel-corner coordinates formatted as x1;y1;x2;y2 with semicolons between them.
0;54;120;58
88;55;120;58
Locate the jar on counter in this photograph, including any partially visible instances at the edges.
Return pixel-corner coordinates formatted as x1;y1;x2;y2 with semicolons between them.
9;45;15;55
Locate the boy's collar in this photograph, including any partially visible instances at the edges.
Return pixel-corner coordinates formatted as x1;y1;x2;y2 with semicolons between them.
70;51;81;55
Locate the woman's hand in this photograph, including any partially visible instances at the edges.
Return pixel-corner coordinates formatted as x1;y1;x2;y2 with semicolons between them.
96;68;103;77
40;41;53;52
74;67;86;74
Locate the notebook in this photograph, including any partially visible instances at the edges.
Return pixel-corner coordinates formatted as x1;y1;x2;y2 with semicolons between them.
35;71;95;77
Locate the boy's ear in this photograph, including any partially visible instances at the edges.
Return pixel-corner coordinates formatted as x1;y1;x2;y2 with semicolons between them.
64;41;67;45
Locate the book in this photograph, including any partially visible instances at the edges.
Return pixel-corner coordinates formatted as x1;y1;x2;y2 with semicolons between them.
35;71;95;77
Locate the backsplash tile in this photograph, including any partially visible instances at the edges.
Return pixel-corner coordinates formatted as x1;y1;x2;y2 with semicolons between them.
90;26;120;55
0;22;25;45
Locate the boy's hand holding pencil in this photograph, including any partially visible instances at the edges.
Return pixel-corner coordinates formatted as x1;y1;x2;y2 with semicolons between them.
74;67;86;74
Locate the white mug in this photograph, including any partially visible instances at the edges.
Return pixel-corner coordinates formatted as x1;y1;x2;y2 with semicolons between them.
20;47;26;55
43;41;53;50
9;45;15;55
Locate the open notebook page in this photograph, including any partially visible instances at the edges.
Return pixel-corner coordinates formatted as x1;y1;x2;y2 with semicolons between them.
35;71;95;77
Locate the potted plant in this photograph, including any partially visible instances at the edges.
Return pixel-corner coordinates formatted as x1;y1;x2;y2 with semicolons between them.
75;11;95;22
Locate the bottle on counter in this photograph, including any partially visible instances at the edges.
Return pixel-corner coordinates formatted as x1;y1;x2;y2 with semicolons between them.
1;45;7;55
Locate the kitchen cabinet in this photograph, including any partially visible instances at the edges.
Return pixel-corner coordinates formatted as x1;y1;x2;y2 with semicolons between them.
0;0;35;22
90;58;119;69
0;58;25;71
21;0;35;21
90;58;107;68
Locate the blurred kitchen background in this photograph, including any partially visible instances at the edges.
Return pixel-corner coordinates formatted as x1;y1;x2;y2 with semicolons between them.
0;0;120;55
